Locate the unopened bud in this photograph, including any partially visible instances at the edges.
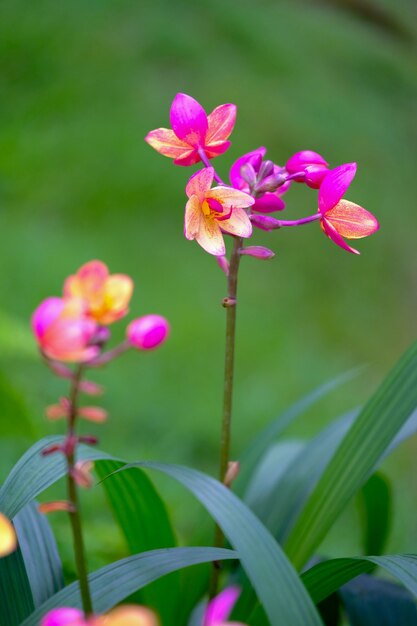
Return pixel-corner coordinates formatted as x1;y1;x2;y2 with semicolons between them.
217;255;230;276
78;406;108;423
255;173;286;194
90;326;111;347
304;164;328;189
79;379;104;396
127;315;170;351
38;501;76;514
78;435;99;445
250;214;281;231
258;160;274;180
240;163;257;188
240;246;275;260
41;444;64;457
71;461;95;489
45;397;71;421
224;461;240;487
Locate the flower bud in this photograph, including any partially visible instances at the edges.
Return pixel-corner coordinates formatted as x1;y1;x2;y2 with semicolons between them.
304;164;328;188
258;159;274;180
217;255;230;276
249;214;281;231
240;163;257;188
90;326;111;347
286;150;329;188
240;246;275;260
127;315;170;351
71;461;95;489
224;461;240;487
78;435;99;445
255;173;286;194
78;406;108;423
41;444;64;456
38;501;76;514
79;379;104;396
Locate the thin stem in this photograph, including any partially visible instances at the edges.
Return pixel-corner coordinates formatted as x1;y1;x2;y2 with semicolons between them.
88;340;130;367
66;365;94;616
198;148;227;185
274;213;321;227
209;235;242;599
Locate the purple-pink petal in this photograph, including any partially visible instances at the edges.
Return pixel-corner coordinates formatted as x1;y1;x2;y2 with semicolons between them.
32;297;65;340
204;586;241;625
40;607;84;626
318;162;357;214
170;93;208;148
252;193;285;213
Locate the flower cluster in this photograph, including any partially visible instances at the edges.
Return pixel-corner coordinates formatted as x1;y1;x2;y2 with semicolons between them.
146;93;379;256
32;260;170;363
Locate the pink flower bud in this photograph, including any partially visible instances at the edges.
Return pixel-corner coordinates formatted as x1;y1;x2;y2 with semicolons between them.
217;255;230;276
258;159;274;179
127;315;170;351
239;246;275;260
304;164;329;188
240;163;257;188
71;461;95;489
255;173;286;194
249;214;281;231
41;444;64;456
286;150;329;189
79;379;104;396
38;501;76;514
78;406;108;423
78;435;99;445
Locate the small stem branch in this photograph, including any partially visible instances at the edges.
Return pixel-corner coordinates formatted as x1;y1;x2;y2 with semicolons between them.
66;365;94;616
88;340;130;367
209;236;242;599
198;148;227;185
274;213;321;227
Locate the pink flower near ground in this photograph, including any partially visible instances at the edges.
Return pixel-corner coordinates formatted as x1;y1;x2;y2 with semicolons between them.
41;605;157;626
64;261;133;325
204;587;246;626
286;150;329;188
145;93;236;166
318;163;379;254
127;315;170;350
185;168;254;256
0;513;17;557
32;297;99;362
230;147;289;213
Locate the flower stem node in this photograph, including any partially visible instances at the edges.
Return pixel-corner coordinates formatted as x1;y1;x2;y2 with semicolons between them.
222;297;237;308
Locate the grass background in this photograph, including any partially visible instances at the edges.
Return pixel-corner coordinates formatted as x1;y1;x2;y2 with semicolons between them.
0;0;416;579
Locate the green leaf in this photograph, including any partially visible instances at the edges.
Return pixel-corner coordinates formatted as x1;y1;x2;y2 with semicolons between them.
14;501;64;606
115;462;324;626
358;472;392;556
285;341;417;569
0;541;34;626
235;368;361;495
95;460;180;626
21;547;237;626
302;555;417;605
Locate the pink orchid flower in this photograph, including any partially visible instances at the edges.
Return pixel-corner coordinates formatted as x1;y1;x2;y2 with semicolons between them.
32;297;99;362
41;605;158;626
286;150;329;188
204;586;246;626
0;513;17;557
64;261;133;326
145;93;236;166
185;167;254;256
319;163;379;254
230;147;289;213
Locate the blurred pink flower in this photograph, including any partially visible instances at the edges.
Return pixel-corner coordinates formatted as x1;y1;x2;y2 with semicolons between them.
0;513;17;557
41;605;157;626
185;168;254;256
204;586;245;626
64;261;133;326
230;147;288;213
127;315;170;350
319;163;379;254
32;297;99;363
145;93;236;166
286;150;329;188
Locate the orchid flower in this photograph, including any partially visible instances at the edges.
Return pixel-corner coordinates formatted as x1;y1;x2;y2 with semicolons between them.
230;147;289;213
64;261;133;326
185;167;254;256
204;586;245;626
0;513;17;557
32;297;99;362
41;605;158;626
145;93;236;166
286;150;329;188
318;163;379;254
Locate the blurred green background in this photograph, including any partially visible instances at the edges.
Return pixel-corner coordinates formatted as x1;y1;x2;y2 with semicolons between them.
0;0;416;577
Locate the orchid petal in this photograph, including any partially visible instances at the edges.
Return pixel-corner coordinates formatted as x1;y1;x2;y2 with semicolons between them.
98;274;133;324
40;607;85;626
0;513;16;556
170;93;208;147
196;217;225;256
186;168;214;201
252;193;285;213
319;162;357;213
173;149;200;166
32;297;65;341
206;103;237;144
205;586;241;625
320;218;360;254
144;128;191;159
229;147;266;190
184;195;202;240
219;208;253;238
324;199;379;239
204;140;231;159
207;186;255;210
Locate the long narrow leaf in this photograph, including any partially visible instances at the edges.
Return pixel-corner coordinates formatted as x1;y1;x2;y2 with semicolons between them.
357;473;392;556
115;462;324;626
285;341;417;569
0;543;34;626
22;547;237;626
